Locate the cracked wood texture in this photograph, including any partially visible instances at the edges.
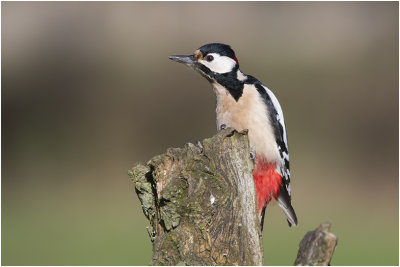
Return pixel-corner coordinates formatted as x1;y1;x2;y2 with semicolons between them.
294;223;338;266
128;128;263;265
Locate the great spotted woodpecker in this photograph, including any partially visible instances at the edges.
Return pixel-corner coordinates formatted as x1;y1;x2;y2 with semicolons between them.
169;43;297;229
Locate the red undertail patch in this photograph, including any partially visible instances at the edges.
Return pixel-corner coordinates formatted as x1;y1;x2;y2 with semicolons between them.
253;155;282;214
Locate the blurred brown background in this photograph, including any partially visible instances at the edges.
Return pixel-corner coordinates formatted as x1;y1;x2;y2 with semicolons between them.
2;1;398;265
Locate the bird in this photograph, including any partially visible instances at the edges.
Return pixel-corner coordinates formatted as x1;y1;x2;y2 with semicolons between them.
168;43;297;229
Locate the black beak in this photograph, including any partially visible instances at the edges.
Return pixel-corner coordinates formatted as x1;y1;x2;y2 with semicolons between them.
168;55;195;65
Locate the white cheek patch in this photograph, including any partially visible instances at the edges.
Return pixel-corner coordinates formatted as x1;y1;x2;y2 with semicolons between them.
199;53;236;74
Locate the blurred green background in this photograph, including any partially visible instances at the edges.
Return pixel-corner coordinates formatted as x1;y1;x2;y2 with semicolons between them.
2;1;398;265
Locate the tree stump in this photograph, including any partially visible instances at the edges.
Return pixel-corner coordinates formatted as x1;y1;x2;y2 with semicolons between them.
294;223;338;266
128;128;263;265
129;128;339;266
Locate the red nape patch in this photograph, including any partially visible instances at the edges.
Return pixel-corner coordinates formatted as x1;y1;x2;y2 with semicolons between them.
252;156;282;214
233;56;239;66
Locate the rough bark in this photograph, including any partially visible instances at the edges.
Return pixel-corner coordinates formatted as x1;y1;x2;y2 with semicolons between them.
294;223;338;266
128;128;263;265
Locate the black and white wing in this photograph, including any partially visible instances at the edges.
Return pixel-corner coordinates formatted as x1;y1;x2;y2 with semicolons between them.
262;85;290;183
256;83;298;226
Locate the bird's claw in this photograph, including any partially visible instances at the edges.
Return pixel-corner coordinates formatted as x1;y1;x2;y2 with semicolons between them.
184;142;193;147
195;140;204;153
250;147;256;160
219;124;227;131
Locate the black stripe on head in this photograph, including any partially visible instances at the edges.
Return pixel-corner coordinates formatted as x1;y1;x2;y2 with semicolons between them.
198;43;236;59
216;72;243;100
197;61;243;101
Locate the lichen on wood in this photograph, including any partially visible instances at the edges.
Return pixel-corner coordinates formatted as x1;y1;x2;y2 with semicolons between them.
128;128;263;265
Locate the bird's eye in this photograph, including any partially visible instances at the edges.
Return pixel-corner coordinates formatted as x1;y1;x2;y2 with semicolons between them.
206;55;214;62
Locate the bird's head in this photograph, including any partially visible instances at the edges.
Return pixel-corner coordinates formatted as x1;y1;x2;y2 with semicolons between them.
169;43;242;83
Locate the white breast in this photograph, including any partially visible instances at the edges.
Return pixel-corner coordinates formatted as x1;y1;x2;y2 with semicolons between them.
213;83;280;164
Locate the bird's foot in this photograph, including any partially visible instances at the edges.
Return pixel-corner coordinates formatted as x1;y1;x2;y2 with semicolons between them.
195;140;204;153
250;147;256;160
219;124;227;131
184;142;193;147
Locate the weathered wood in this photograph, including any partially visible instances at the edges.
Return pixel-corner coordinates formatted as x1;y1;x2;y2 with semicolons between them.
128;128;263;265
294;223;338;266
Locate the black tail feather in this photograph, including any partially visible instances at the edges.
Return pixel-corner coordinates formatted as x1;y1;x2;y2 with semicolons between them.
259;186;297;230
260;205;267;231
277;186;298;227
